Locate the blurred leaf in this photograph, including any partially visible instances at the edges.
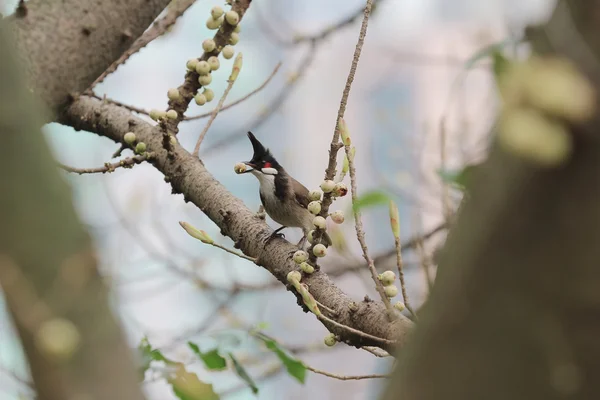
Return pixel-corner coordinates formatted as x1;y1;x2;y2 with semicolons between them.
437;163;481;191
254;334;306;384
138;337;174;378
463;38;517;71
139;338;219;399
351;190;392;213
167;363;220;400
254;321;270;331
492;50;510;81
188;342;227;371
229;353;259;394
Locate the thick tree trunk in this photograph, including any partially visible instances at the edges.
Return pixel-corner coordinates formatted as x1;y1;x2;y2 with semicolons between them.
0;22;145;400
381;1;600;399
8;0;171;114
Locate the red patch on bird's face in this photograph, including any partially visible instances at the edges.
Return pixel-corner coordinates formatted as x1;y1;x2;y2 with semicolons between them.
263;162;272;168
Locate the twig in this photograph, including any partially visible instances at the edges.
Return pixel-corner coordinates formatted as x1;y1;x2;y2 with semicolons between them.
87;0;198;91
92;94;151;116
345;142;396;316
361;346;391;358
415;233;434;290
219;363;283;397
256;0;384;48
193;56;242;156
322;1;373;183
393;236;417;319
0;365;33;390
440;117;452;222
209;242;257;263
184;63;282;121
315;300;338;316
57;154;151;175
326;222;449;278
306;365;389;381
317;314;396;348
112;145;126;159
250;331;391;378
311;0;376;269
164;0;252;134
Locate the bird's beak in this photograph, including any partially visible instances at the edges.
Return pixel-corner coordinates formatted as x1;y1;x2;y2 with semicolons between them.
241;161;256;173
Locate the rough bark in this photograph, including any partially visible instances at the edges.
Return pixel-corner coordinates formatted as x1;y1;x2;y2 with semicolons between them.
381;1;600;399
7;0;172;114
61;96;414;352
0;23;145;400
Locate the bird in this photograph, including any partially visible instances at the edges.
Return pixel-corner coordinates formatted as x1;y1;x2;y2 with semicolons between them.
237;132;332;248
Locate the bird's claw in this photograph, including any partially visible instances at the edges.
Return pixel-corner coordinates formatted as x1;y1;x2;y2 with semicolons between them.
265;230;285;244
297;235;308;250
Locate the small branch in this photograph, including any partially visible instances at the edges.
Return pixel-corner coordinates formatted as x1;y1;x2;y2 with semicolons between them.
393;236;417;319
112;145;127;159
198;42;317;154
164;0;252;134
0;365;33;390
257;0;384;48
184;62;282;121
317;314;396;348
92;94;151;116
322;0;373;183
440;117;452;222
315;300;338;316
361;346;391;358
314;0;375;268
63;95;413;353
306;365;389;381
57;154;151;175
193;55;243;156
209;242;257;263
87;0;198;91
415;233;434;290
346;142;396;316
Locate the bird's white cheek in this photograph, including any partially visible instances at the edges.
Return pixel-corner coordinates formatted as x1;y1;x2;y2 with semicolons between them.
261;167;278;175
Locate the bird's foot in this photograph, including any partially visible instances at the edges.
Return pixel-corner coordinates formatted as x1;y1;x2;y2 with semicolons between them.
297;235;308;250
265;226;286;244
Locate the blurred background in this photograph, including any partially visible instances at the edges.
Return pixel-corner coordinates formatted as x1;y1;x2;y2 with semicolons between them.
0;0;555;398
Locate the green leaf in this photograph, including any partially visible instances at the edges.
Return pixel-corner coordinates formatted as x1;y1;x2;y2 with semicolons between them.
167;363;220;400
463;38;517;71
437;163;481;191
138;337;175;378
351;190;392;213
254;334;307;384
138;338;219;399
253;321;270;331
229;353;259;394
492;50;510;81
188;342;227;371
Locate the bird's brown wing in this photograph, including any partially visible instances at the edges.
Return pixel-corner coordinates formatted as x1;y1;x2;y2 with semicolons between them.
291;177;310;209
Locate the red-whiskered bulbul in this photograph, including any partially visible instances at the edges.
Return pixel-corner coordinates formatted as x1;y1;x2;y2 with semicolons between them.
238;132;332;248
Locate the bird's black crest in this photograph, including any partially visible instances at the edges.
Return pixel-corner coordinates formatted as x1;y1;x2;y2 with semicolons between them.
247;132;269;157
247;132;279;166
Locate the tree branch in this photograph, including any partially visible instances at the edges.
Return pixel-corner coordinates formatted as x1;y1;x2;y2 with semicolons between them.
184;62;281;121
164;0;252;133
57;153;151;175
7;0;172;114
60;96;414;352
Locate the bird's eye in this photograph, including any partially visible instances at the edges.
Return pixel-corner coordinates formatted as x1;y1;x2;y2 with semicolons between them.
263;162;272;168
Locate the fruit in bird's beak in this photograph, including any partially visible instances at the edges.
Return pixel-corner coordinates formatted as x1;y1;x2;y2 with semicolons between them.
234;163;247;174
